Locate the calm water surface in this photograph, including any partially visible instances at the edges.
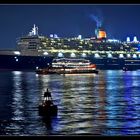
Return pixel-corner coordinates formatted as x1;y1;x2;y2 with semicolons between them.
0;70;140;135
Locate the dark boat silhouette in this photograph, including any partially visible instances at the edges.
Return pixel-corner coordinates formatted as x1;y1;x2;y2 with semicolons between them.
38;89;57;116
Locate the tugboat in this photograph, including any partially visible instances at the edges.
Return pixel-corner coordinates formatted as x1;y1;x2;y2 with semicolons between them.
38;88;58;116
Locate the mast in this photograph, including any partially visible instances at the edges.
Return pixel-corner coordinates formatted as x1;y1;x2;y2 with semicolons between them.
28;24;39;36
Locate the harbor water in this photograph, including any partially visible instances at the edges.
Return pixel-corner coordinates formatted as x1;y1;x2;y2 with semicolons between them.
0;70;140;135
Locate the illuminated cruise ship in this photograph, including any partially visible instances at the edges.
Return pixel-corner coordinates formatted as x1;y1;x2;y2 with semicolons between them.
0;24;140;70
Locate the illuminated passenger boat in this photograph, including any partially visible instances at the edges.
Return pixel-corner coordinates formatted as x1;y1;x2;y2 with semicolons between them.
36;58;99;75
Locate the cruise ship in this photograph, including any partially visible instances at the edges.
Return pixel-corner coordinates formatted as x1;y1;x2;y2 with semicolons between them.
0;24;140;70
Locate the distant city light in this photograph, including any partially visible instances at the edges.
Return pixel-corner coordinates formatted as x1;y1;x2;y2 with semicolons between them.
14;51;20;55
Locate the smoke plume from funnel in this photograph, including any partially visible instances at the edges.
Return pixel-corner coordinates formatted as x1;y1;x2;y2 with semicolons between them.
89;10;103;28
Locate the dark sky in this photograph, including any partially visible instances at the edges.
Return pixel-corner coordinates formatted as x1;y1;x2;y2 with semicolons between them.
0;4;140;49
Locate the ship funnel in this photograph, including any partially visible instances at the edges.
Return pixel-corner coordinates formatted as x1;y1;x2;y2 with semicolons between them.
95;27;107;40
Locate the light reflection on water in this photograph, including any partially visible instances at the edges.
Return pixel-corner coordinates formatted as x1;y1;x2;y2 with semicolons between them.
0;70;140;135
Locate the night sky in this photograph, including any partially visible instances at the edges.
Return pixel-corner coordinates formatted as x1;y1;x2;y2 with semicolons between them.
0;4;140;49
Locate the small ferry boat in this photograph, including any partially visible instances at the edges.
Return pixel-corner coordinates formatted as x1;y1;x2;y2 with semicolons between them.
36;58;99;75
38;89;57;116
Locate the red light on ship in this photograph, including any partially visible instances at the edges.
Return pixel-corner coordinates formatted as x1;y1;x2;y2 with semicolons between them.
89;64;96;68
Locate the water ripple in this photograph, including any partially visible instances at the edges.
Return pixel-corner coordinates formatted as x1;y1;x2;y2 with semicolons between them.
0;70;140;135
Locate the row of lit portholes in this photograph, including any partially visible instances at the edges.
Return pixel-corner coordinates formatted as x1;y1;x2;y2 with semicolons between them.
14;51;140;59
14;50;140;59
44;52;140;58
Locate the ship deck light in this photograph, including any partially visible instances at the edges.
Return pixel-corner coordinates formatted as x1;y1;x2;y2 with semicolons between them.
58;52;64;57
127;54;131;58
70;53;76;57
108;53;112;58
43;52;48;55
119;54;124;58
81;53;86;57
94;53;100;58
133;54;137;58
14;51;20;55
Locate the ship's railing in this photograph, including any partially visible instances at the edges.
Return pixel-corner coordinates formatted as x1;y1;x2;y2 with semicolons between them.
52;58;90;63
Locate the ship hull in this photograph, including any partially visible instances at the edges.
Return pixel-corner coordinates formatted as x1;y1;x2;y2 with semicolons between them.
0;55;54;71
0;54;140;70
